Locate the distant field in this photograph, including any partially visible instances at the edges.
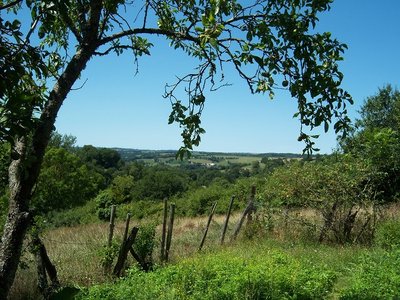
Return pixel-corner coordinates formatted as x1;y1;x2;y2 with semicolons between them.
115;148;303;168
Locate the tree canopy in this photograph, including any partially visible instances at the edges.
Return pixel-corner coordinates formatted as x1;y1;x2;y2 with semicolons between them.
342;85;400;202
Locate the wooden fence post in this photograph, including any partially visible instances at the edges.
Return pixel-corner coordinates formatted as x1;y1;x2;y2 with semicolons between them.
107;205;116;248
160;198;168;262
122;213;131;244
231;186;256;241
104;205;116;274
220;196;235;245
113;227;139;277
199;202;218;251
31;234;60;298
165;203;175;262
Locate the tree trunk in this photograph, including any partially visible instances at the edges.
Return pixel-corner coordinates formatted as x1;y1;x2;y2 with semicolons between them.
0;46;94;299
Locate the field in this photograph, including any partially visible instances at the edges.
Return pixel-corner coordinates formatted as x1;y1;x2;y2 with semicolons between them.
115;148;303;168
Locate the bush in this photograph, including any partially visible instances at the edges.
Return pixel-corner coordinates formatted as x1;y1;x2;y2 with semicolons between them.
375;218;400;249
339;249;400;299
95;189;115;221
118;200;163;220
133;222;157;270
46;200;98;228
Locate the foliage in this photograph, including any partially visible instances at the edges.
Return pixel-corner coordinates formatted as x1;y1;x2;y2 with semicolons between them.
0;7;48;144
78;145;122;170
374;218;400;250
132;166;189;201
95;189;115;221
261;155;377;243
47;131;77;152
174;180;240;216
110;175;135;203
117;200;164;221
161;0;353;156
0;0;354;296
0;142;10;190
32;147;104;213
339;249;400;299
260;157;285;174
99;239;120;271
342;85;400;202
45;200;99;228
78;248;336;299
133;222;157;270
356;85;400;131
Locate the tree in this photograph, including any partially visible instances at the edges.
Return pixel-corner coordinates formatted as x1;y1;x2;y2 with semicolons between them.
0;0;352;297
32;147;104;213
341;85;400;202
47;131;77;152
78;145;122;170
262;156;376;243
356;85;400;132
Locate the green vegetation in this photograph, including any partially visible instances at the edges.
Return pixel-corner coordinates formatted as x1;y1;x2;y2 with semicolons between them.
2;85;400;298
79;247;337;300
0;0;399;293
1;0;356;296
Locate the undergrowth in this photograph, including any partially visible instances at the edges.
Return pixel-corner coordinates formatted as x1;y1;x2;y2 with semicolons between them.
78;246;337;300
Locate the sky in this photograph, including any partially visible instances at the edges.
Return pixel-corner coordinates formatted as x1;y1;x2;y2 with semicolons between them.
54;0;400;154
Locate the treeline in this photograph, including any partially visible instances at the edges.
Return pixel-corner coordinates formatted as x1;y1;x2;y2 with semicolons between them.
0;133;287;230
116;148;303;162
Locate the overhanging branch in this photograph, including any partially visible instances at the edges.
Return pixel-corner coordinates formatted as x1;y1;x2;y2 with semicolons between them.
98;27;199;46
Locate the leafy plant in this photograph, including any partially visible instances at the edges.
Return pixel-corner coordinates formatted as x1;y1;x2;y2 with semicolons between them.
375;218;400;250
133;222;157;271
78;248;336;299
95;190;115;221
339;249;400;299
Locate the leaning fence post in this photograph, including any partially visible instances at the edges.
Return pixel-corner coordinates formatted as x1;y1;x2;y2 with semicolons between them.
165;203;175;262
113;227;139;277
220;196;235;245
199;201;218;251
160;198;168;262
122;213;131;245
231;186;256;241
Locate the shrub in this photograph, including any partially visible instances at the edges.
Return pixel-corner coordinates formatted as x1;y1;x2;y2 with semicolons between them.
133;222;157;270
375;218;400;249
78;248;336;299
46;200;98;228
95;189;115;221
339;249;400;299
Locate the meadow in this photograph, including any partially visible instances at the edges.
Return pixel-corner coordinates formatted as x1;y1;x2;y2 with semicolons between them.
9;203;400;299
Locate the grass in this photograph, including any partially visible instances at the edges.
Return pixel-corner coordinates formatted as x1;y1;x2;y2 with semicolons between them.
9;213;240;299
10;205;400;299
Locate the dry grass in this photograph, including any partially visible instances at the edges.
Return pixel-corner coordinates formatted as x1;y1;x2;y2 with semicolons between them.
9;213;241;299
10;203;399;299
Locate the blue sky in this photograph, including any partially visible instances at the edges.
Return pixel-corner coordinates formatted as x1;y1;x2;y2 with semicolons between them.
54;0;400;154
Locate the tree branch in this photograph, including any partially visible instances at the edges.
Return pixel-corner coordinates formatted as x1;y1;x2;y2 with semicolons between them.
0;0;22;11
98;27;199;47
54;1;83;44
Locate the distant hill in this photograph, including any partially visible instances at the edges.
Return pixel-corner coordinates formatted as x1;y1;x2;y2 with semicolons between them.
113;148;307;167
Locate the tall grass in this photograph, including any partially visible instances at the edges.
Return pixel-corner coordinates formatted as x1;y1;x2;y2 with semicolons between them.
9;213;240;299
10;204;400;299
